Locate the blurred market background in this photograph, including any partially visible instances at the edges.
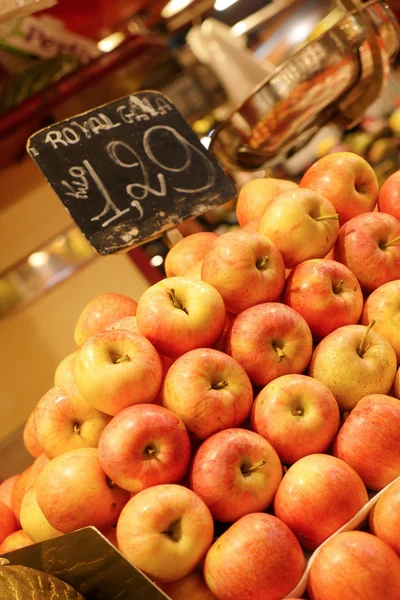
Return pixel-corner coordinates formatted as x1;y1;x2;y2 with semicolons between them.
1;0;400;475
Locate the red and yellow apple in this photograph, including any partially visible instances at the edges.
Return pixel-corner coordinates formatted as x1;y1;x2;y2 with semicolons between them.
159;571;218;600
20;487;62;543
369;478;400;556
251;374;340;464
74;329;163;416
74;293;137;347
309;324;397;412
165;232;218;278
378;169;400;221
274;454;368;550
98;404;191;493
162;348;253;440
136;277;225;358
117;484;214;582
204;513;305;600
0;501;17;545
361;280;400;362
236;177;298;227
190;428;282;522
34;385;111;459
334;212;400;292
258;188;339;268
308;531;400;600
35;448;129;533
0;530;33;554
300;151;379;224
201;230;285;314
0;475;18;510
333;394;400;490
54;351;78;387
22;411;41;458
283;259;363;339
226;303;313;387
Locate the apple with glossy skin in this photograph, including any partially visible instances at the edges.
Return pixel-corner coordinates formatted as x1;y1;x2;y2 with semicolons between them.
106;316;138;333
23;411;41;458
334;212;400;292
0;502;17;544
162;349;253;440
136;277;225;358
251;374;340;464
361;280;400;362
201;231;285;314
236;177;298;227
0;530;33;554
117;484;214;582
105;316;173;387
204;513;305;600
74;329;163;416
309;323;397;413
226;303;313;387
34;385;111;459
98;404;191;493
258;188;339;268
0;475;18;510
274;454;368;550
165;232;218;278
300;152;379;224
283;259;363;339
74;293;137;347
20;487;61;543
333;394;400;490
54;351;78;387
214;312;235;353
11;455;49;524
190;428;282;522
35;448;129;533
307;531;400;600
378;169;400;221
242;217;260;233
369;478;400;556
159;571;218;600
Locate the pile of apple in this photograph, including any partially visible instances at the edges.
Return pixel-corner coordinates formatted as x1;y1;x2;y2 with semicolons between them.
2;152;400;600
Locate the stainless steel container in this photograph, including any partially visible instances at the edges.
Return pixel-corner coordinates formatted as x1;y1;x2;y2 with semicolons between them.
211;1;400;171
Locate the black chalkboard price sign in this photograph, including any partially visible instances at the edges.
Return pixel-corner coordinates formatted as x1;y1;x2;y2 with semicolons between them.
27;91;237;255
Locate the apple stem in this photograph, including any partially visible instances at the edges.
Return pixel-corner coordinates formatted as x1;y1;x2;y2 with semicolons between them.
241;459;265;475
169;289;188;314
291;409;303;417
382;235;400;249
212;380;229;390
256;256;269;270
333;280;344;294
145;445;158;457
314;214;340;222
358;320;376;357
272;342;285;361
73;423;81;435
116;354;131;364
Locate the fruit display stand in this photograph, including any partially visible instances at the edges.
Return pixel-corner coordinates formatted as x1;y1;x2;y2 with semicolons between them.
3;2;400;600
